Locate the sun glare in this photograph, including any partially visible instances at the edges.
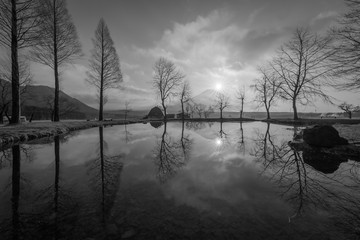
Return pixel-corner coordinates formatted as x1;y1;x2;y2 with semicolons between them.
215;83;222;91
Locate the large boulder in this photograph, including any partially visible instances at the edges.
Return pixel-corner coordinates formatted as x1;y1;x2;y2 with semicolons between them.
303;125;348;147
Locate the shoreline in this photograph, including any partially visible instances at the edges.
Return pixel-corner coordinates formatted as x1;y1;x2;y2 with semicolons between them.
0;120;140;150
0;118;359;149
261;118;360;126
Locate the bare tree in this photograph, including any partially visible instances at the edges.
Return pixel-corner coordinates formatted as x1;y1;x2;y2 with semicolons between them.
153;57;184;120
124;101;131;121
31;0;82;122
271;28;334;120
87;18;123;121
252;66;281;119
0;0;41;124
215;93;230;120
0;53;32;122
179;80;191;121
339;102;360;119
330;0;360;90
203;105;214;118
193;103;206;118
236;86;246;119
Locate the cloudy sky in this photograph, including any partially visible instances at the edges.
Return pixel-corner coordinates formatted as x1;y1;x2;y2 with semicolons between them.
30;0;358;112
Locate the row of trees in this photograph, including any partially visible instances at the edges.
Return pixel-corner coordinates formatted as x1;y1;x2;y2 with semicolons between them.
152;57;247;120
253;0;360;120
0;0;122;124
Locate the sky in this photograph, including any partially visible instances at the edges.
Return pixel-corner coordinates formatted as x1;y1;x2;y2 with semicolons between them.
27;0;359;112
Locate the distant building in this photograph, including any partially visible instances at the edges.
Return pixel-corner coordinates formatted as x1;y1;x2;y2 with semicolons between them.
147;106;164;119
166;114;176;119
176;112;190;119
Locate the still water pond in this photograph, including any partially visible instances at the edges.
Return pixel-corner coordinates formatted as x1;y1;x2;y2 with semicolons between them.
0;122;359;240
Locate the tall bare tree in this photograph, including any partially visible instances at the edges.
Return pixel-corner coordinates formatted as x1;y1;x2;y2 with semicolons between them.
236;86;246;119
87;19;123;121
331;0;360;90
252;66;281;119
271;28;334;120
0;0;41;124
32;0;82;122
179;80;191;120
216;93;230;120
153;57;184;120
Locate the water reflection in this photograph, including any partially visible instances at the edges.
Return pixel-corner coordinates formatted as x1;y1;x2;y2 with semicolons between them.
12;145;20;240
153;122;193;183
252;124;360;238
0;122;359;239
86;127;124;224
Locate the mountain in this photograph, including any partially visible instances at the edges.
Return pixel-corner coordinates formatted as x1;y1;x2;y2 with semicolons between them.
0;79;99;120
24;85;98;115
191;89;220;105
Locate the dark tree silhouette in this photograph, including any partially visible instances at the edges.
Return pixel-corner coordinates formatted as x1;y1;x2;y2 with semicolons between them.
87;19;123;121
0;0;41;124
331;0;360;90
338;102;360;119
215;93;230;120
179;80;191;121
124;101;131;121
271;28;334;120
153;57;184;120
236;86;245;119
252;66;281;119
32;0;82;122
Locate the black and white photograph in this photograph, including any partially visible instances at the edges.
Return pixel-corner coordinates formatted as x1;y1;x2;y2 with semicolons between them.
0;0;360;239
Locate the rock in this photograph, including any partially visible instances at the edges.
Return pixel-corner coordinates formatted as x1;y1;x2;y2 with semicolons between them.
303;125;348;147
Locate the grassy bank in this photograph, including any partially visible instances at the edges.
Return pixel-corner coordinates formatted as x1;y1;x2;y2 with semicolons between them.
0;120;140;149
262;118;360;126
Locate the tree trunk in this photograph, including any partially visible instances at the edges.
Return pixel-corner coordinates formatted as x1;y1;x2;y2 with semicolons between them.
10;0;20;125
53;0;60;122
12;145;21;239
292;98;298;120
240;98;244;119
349;111;352;119
181;100;184;121
162;102;167;121
220;109;223;120
99;86;103;121
266;106;270;120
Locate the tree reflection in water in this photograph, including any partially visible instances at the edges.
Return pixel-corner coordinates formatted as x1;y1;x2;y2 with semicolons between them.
0;145;40;239
11;145;20;240
86;126;124;225
154;122;193;183
252;123;360;238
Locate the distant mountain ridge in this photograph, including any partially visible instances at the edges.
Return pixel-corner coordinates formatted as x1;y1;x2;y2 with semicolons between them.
0;79;99;119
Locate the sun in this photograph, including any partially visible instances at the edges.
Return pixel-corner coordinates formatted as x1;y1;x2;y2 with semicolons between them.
215;83;222;91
